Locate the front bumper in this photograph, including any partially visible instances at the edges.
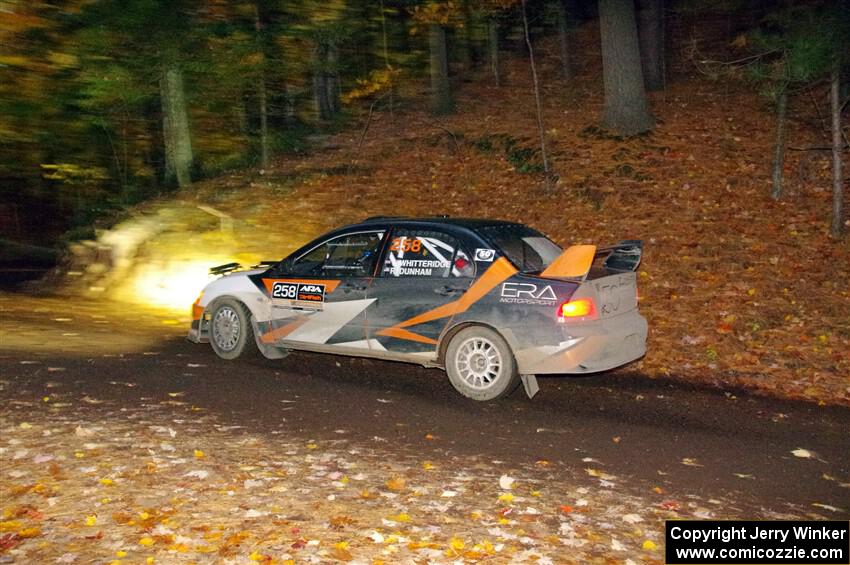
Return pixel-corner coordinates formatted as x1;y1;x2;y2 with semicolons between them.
187;304;209;344
513;310;648;375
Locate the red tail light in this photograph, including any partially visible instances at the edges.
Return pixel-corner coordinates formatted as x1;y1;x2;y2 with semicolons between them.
558;297;596;320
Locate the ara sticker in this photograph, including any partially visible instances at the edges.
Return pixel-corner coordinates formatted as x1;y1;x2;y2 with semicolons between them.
474;248;496;262
272;282;325;303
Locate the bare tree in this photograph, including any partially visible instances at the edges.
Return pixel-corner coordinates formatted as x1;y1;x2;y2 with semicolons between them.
830;63;845;237
254;3;269;170
488;17;500;86
521;0;551;183
771;84;789;200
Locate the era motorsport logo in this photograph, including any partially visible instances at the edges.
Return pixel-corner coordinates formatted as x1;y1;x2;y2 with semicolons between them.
500;282;557;305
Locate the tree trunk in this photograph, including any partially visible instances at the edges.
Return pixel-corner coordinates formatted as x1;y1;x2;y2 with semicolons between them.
429;24;453;114
555;0;573;80
830;64;845;237
254;4;269;170
521;0;550;181
379;0;394;116
313;39;339;121
326;41;340;115
770;87;788;200
313;43;330;120
160;65;193;188
637;0;665;91
283;83;297;125
488;18;500;87
599;0;654;135
458;0;474;71
258;76;269;169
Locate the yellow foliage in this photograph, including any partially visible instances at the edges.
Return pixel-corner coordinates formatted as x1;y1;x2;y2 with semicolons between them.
411;2;460;28
0;55;31;68
342;68;399;104
48;51;78;68
40;163;109;184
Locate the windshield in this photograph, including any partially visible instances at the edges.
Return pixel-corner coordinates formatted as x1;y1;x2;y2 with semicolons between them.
479;225;563;273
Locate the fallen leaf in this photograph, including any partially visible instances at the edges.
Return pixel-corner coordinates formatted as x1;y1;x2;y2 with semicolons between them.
812;502;844;513
385;477;406;491
499;475;515;490
387;513;410;523
585;468;616;480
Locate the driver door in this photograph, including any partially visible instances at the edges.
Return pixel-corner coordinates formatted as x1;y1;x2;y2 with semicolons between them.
259;230;385;350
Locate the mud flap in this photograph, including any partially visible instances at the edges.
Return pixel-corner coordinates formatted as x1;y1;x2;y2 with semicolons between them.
520;374;539;399
251;319;290;360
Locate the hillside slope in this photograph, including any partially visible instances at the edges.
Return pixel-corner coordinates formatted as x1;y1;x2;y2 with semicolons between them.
55;18;849;405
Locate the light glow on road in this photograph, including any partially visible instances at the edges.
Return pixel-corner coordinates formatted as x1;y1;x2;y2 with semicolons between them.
129;259;221;311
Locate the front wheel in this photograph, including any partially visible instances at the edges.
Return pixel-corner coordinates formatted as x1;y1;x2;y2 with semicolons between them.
445;326;520;401
209;299;259;360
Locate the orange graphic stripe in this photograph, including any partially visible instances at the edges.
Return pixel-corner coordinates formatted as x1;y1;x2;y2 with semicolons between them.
377;327;438;345
540;245;596;279
376;257;518;342
261;316;310;344
262;278;341;294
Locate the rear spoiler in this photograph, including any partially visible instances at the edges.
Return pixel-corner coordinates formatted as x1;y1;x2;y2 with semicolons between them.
596;240;643;273
540;240;642;282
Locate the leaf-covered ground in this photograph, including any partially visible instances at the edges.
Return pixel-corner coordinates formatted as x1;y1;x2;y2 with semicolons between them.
1;369;815;565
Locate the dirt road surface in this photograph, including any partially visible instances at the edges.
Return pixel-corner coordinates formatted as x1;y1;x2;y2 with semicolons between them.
1;293;848;563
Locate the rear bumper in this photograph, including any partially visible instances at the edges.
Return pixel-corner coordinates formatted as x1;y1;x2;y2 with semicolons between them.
513;311;647;375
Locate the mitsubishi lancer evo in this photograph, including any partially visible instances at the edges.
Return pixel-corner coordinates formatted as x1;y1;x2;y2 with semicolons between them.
188;217;647;401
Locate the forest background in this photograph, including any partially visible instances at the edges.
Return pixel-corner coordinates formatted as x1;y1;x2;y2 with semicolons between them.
0;0;848;404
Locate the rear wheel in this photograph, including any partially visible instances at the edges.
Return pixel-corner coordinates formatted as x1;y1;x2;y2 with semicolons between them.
209;298;259;360
445;326;520;401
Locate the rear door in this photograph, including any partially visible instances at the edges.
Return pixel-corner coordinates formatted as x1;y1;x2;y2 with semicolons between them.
258;230;385;350
365;227;477;358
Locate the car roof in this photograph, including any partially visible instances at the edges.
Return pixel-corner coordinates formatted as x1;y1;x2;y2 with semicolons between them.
354;216;522;231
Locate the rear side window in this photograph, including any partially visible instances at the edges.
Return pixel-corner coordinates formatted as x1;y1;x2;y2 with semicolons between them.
479;225;562;274
381;229;475;278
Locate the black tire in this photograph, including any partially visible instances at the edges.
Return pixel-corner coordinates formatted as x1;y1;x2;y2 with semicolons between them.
445;326;520;401
208;298;259;360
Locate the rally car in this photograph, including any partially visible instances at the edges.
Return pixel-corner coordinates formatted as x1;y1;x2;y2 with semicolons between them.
188;217;647;401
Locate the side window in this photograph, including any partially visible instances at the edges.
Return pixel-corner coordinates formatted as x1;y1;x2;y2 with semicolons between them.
382;230;475;278
290;231;384;278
